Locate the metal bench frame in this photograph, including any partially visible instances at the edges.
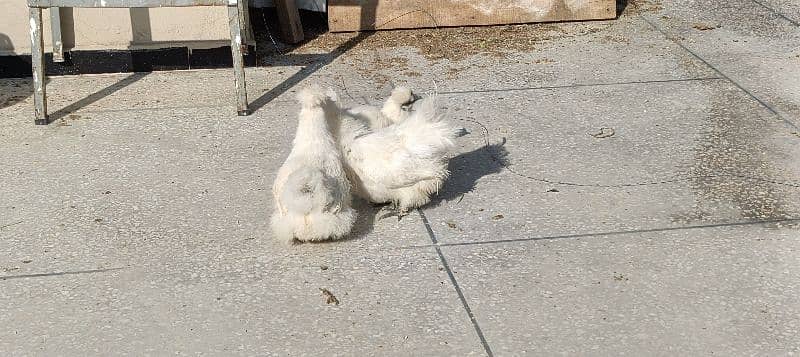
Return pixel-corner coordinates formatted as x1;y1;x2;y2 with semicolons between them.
27;0;250;125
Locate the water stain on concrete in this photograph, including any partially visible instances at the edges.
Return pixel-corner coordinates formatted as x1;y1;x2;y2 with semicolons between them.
675;86;796;226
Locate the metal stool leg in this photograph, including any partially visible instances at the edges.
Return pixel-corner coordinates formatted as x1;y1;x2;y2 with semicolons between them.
242;0;255;45
237;0;249;54
50;7;65;62
227;3;249;116
30;7;48;124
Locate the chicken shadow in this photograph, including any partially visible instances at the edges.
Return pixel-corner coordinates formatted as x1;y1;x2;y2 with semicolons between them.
305;141;510;243
347;199;381;240
428;139;510;207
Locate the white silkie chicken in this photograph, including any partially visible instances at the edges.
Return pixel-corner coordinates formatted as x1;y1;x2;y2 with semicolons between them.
270;86;356;243
347;87;419;130
329;88;458;218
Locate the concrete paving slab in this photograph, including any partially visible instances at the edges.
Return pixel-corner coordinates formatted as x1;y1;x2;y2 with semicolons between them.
637;0;800;127
310;15;718;97
0;70;298;119
0;244;484;356
1;2;799;354
0;104;434;262
1;12;721;124
753;0;800;23
421;78;800;244
0;100;481;355
439;224;800;355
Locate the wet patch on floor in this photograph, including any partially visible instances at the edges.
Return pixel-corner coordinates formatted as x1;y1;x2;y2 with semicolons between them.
676;86;799;226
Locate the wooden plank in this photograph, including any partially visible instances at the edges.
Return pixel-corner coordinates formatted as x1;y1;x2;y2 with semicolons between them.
28;0;231;8
274;0;304;44
328;0;616;32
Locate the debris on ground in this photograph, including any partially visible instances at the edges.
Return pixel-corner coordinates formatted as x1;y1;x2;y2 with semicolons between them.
589;127;616;138
547;188;560;193
0;220;24;230
626;0;664;15
445;220;461;231
692;23;718;31
492;214;504;220
320;288;340;305
320;265;329;271
293;23;594;62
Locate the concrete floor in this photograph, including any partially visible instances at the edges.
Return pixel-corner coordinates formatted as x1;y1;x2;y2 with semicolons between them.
2;0;800;355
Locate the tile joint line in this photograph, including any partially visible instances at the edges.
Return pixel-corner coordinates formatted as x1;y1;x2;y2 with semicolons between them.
417;208;494;357
749;0;800;27
438;77;723;95
639;14;800;132
401;217;800;250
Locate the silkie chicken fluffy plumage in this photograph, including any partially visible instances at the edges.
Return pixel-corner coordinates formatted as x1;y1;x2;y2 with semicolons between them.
270;86;356;243
327;87;458;216
347;87;418;130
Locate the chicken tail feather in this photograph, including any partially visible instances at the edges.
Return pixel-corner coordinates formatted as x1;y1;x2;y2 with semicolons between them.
280;167;335;215
297;85;332;109
398;96;458;158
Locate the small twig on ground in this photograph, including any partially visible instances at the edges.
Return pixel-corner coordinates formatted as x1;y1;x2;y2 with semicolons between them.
320;288;340;305
589;127;615;138
692;23;718;31
0;220;23;230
